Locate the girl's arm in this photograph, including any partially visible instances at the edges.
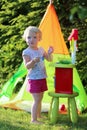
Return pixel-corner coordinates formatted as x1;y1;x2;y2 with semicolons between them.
44;52;53;61
44;46;54;61
23;55;40;69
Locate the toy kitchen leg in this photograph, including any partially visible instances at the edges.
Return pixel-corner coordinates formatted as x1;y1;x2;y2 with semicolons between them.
49;97;59;124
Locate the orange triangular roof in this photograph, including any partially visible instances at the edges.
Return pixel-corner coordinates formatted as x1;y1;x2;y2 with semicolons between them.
39;4;69;55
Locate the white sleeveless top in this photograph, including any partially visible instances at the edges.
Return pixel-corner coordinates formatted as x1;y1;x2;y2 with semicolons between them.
22;47;47;79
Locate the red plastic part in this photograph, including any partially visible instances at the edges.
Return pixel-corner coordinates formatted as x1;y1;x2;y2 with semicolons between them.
68;29;78;41
55;67;73;94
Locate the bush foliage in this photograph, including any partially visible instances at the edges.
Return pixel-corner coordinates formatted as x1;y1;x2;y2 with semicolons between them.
0;0;87;91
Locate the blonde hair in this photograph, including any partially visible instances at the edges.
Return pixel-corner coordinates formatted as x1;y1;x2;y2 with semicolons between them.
22;26;42;41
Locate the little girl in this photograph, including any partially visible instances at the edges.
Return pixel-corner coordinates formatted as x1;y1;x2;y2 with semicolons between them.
22;26;54;124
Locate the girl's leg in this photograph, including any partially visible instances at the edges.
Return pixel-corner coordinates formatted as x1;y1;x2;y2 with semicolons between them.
31;93;43;123
37;92;44;118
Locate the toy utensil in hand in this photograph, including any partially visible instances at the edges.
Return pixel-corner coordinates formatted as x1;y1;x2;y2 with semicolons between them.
48;46;54;54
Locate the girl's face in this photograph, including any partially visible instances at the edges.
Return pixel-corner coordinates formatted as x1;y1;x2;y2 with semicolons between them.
26;31;39;49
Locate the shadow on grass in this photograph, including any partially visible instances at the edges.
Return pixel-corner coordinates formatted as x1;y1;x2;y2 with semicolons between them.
0;120;28;130
48;114;87;130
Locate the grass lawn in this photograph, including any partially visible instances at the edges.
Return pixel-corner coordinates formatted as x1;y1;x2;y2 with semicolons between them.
0;107;87;130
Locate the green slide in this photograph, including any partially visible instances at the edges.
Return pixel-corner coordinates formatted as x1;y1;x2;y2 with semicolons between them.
0;63;27;98
73;68;87;112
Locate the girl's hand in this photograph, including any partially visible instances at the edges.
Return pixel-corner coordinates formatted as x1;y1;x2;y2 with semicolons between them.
48;46;54;54
33;57;40;63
